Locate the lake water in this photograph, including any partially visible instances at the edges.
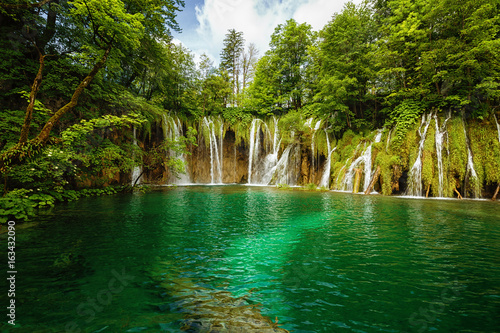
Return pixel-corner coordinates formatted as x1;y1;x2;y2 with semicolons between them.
1;186;499;332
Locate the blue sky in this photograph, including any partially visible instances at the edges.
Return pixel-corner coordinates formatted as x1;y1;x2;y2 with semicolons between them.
171;0;362;65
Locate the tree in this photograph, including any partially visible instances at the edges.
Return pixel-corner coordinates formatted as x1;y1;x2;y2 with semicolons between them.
240;43;259;95
220;29;244;106
0;0;184;171
372;0;499;116
248;19;314;113
314;1;377;131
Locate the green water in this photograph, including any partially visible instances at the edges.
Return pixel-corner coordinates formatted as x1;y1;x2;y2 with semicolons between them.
1;186;499;332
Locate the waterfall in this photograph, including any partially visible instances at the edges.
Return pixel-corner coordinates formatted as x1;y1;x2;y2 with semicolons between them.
248;117;281;185
247;119;262;184
335;158;351;190
307;119;322;175
259;117;281;185
434;113;451;197
131;127;142;186
406;113;433;197
494;114;500;143
461;114;480;198
202;117;224;184
341;130;383;193
319;130;336;188
386;127;393;152
271;144;301;185
163;115;191;184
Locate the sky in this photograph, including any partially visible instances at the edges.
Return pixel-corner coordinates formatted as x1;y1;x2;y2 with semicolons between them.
171;0;362;66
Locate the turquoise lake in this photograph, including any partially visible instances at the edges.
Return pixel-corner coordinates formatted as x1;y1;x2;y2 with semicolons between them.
1;186;499;332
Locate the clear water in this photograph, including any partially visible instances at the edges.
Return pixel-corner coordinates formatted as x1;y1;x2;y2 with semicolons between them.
1;186;499;332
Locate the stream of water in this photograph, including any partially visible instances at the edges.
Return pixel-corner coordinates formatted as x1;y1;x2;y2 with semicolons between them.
1;186;499;332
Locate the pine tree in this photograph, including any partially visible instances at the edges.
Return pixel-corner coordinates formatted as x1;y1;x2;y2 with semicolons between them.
220;29;245;106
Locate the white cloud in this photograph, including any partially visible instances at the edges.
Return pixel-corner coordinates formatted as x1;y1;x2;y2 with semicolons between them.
178;0;361;65
293;0;352;31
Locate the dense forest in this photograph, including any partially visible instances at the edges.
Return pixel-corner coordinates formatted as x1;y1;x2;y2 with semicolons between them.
1;0;499;222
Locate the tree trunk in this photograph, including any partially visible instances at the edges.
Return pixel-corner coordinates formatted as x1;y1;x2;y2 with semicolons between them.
19;51;46;144
364;165;381;195
492;183;500;201
0;44;112;171
32;44;112;146
426;183;431;198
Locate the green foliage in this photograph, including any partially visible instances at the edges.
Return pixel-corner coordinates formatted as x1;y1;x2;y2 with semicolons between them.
303;183;317;191
389;100;424;145
0;186;120;223
277;183;291;190
448;118;467;183
222;107;253;126
247;19;315;114
61;114;145;145
0;189;35;223
468;119;500;185
314;2;377;131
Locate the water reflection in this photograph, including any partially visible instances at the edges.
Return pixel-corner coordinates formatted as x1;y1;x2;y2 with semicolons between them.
1;186;498;333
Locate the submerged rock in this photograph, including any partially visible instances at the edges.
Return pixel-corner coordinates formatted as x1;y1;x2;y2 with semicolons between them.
150;262;289;333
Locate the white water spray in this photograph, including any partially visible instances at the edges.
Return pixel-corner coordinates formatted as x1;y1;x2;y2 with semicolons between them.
163;115;191;184
131;127;142;186
434;113;451;197
319;130;336;188
202;117;223;184
248;119;262;184
461;114;480;198
494;114;500;143
248;117;282;185
308;119;322;175
407;113;433;196
341;130;383;193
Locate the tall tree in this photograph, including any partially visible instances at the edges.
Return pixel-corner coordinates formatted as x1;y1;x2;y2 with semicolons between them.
220;29;244;106
248;19;314;113
314;1;377;130
240;42;259;95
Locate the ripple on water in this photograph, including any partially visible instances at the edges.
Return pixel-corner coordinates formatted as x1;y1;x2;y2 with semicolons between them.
3;186;499;332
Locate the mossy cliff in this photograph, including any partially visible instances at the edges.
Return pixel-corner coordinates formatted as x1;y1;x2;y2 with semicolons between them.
137;112;500;199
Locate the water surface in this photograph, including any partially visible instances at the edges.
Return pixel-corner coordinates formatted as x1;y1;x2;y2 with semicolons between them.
1;186;499;332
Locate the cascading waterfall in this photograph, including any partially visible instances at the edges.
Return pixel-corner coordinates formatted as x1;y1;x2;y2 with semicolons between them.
307;118;322;175
386;127;393;152
494;114;500;143
163;114;191;184
271;144;301;186
335;158;351;189
248;117;281;185
202;117;224;184
248;119;263;184
407;113;433;197
319;130;336;189
434;113;451;197
131;126;142;186
259;117;281;185
461;114;480;198
341;130;383;193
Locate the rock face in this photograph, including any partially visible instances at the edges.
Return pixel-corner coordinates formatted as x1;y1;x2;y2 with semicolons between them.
136;114;500;199
189;129;249;184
